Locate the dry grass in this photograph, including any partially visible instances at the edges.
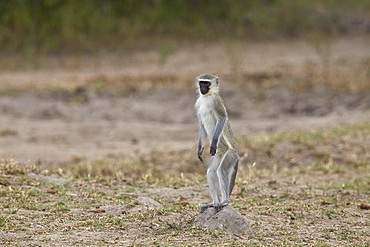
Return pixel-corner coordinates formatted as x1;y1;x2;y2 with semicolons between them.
1;39;369;97
240;122;370;172
1;122;369;246
285;57;370;93
0;129;17;137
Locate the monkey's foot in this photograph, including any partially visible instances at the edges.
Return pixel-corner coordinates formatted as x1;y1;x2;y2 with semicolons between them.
200;203;214;213
200;200;230;213
214;200;230;212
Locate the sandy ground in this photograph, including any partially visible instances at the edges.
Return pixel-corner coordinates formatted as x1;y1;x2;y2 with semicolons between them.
0;35;369;166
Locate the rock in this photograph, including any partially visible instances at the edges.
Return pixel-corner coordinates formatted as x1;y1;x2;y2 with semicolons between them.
100;205;126;215
128;196;164;213
123;196;163;213
136;196;163;208
92;197;163;215
193;205;253;235
27;172;68;185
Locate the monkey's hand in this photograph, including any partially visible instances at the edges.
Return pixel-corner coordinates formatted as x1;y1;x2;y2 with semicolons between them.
198;147;204;162
210;143;217;156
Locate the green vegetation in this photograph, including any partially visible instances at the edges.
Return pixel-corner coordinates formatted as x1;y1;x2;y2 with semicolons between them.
0;0;369;54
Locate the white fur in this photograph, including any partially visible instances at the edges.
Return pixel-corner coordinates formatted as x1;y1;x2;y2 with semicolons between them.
195;95;217;142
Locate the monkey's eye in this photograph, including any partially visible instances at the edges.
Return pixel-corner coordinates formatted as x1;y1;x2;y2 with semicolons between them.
199;81;211;87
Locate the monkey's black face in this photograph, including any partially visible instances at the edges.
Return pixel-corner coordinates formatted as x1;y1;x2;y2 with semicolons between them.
199;81;211;95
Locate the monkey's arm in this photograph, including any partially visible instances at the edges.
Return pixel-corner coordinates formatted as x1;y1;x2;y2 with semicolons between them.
198;121;207;162
210;116;227;156
210;96;228;156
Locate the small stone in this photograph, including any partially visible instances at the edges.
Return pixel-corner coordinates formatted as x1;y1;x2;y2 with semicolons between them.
27;172;68;185
359;204;370;210
128;197;164;213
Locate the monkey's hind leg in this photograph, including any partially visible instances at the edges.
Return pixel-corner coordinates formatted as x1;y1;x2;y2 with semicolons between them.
200;154;220;213
215;150;239;212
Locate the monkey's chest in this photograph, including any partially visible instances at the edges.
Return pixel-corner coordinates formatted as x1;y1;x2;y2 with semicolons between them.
197;102;217;137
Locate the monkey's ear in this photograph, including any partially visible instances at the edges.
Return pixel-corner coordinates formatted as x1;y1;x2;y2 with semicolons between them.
216;76;220;85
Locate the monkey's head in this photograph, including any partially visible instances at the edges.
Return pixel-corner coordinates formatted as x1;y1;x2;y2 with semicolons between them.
197;74;219;95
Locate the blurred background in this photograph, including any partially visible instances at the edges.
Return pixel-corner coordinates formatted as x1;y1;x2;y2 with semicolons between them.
0;0;369;168
0;0;369;54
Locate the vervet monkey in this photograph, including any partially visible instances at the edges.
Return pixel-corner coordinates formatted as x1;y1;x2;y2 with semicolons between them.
195;74;239;213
